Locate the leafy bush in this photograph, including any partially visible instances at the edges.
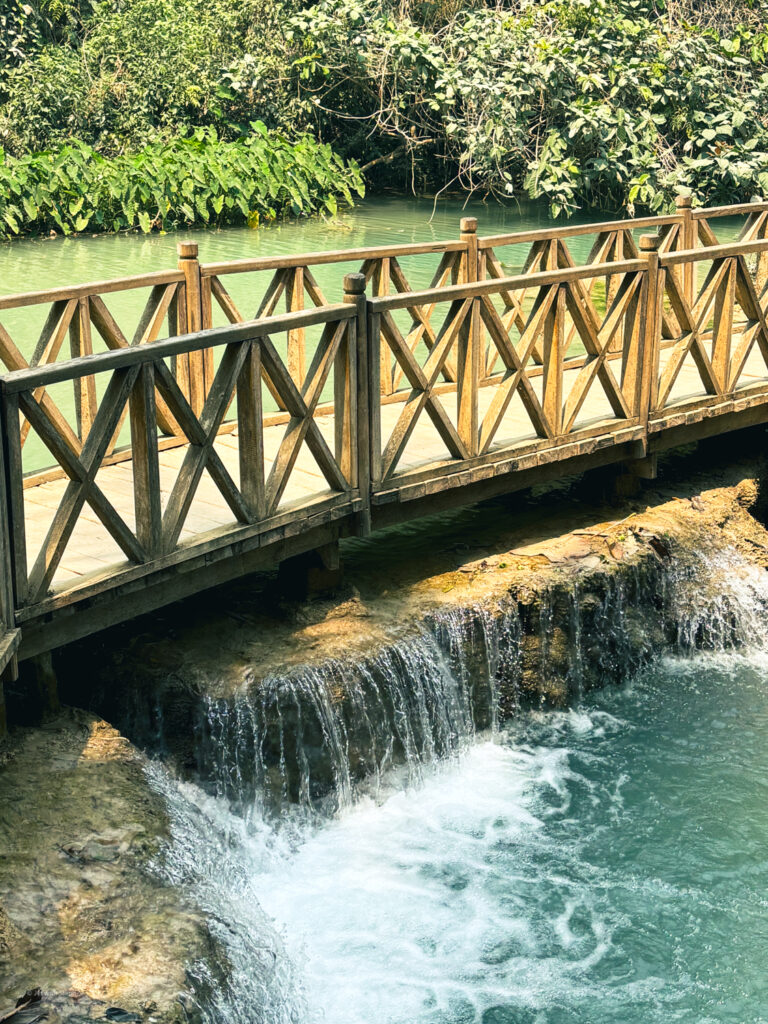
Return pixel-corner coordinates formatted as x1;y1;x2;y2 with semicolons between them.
0;0;274;154
2;0;768;221
0;126;364;239
276;0;768;213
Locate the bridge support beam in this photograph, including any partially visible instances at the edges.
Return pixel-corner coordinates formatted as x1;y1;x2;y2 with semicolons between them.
611;454;658;499
0;670;6;743
278;540;343;600
7;652;60;726
0;652;19;743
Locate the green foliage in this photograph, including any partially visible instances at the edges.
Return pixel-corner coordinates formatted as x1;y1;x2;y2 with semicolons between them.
0;0;47;82
0;0;273;153
0;126;364;239
1;0;768;223
275;0;768;214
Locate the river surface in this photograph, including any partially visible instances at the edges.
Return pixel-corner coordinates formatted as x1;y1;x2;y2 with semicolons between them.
0;197;606;299
0;195;745;309
147;553;768;1024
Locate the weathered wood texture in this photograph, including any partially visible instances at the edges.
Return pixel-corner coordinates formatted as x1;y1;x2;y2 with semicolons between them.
0;198;767;658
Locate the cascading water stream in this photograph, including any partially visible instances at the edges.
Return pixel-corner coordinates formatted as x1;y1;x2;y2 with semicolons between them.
132;549;768;1022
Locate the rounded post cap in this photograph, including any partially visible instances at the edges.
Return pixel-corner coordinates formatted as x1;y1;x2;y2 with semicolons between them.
675;194;692;209
460;216;478;233
343;272;366;295
177;240;199;258
639;232;661;252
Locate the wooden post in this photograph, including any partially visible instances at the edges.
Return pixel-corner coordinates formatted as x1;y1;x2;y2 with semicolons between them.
129;364;162;557
745;195;768;295
286;267;307;387
0;667;6;742
277;539;343;599
342;276;368;535
177;241;206;415
367;309;382;487
69;296;97;441
676;195;695;307
606;231;625;353
613;233;661;500
0;404;16;742
373;258;393;396
712;258;735;395
638;233;662;424
237;340;265;521
1;391;27;607
542;285;565;438
457;217;480;456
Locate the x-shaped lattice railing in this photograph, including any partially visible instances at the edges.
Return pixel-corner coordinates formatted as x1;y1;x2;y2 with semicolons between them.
9;308;357;604
656;251;768;407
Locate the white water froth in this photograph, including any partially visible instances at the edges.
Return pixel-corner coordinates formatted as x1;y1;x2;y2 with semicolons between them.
153;713;633;1024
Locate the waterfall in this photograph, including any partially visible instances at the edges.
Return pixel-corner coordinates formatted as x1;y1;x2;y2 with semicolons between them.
134;545;768;1024
185;556;667;818
70;545;768;825
61;544;768;1024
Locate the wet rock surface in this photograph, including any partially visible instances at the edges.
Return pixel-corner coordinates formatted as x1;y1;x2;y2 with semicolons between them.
0;710;222;1023
54;444;768;809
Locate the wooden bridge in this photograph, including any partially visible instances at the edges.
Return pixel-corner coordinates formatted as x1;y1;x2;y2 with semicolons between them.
1;195;768;723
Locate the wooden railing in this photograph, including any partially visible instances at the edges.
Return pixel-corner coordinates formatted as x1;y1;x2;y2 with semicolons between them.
364;227;768;500
653;236;768;416
0;433;19;683
0;199;762;480
0;297;362;614
0;198;767;638
366;253;650;499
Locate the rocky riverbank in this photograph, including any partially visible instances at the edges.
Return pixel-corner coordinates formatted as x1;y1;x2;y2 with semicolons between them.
0;710;225;1023
56;444;768;806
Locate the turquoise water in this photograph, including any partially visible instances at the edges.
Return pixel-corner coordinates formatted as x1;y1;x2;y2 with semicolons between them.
160;650;768;1024
153;555;768;1024
0;197;589;300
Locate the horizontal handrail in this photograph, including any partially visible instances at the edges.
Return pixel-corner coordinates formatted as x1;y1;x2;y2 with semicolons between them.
692;201;768;220
478;214;680;250
368;259;646;312
200;240;466;277
0;269;185;311
659;238;768;265
0;304;353;393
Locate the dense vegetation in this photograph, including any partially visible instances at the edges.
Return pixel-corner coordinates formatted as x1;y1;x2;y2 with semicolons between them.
1;0;767;235
0;128;363;238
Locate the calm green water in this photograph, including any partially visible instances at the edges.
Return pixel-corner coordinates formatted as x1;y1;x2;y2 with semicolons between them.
0;197;585;301
0;195;745;334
